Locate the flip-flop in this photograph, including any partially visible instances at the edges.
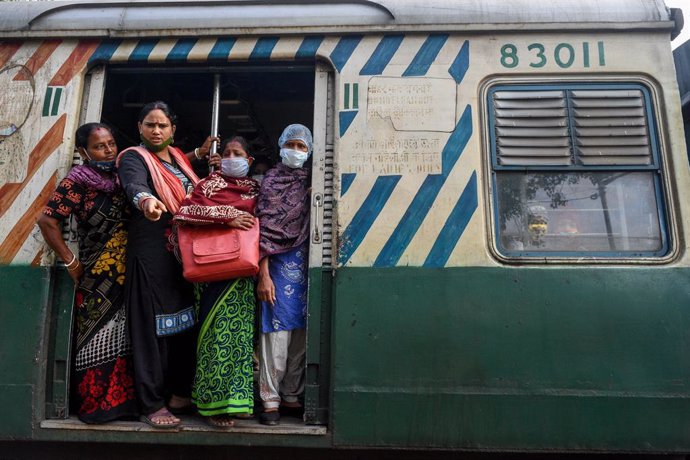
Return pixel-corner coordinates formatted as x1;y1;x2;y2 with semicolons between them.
140;409;181;429
205;415;235;428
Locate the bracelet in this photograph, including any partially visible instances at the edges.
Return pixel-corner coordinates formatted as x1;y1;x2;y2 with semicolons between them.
67;260;80;271
65;253;76;268
194;148;202;160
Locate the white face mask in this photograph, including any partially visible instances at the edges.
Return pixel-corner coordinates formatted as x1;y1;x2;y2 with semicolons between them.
251;174;264;184
280;148;309;169
220;157;249;178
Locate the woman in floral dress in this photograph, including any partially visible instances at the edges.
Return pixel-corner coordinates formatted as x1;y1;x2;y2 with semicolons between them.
38;122;138;423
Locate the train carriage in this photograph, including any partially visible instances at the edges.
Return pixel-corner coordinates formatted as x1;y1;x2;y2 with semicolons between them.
1;0;689;453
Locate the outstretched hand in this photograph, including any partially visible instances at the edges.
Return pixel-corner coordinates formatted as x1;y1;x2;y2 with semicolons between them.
143;198;168;221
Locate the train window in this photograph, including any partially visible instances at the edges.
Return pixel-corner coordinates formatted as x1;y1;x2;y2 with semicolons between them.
487;83;669;258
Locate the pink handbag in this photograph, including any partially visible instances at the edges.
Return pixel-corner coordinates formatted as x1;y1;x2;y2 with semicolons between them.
177;220;260;282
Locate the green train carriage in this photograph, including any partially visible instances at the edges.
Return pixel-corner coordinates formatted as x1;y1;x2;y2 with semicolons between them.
0;0;689;453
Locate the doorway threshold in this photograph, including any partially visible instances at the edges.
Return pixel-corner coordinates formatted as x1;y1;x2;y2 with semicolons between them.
41;415;327;436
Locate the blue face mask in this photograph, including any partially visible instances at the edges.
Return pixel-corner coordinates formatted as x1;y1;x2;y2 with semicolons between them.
89;160;117;173
221;157;249;178
83;148;116;173
280;148;309;169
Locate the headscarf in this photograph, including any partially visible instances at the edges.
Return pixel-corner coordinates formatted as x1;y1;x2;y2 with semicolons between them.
174;172;258;225
256;162;310;258
116;145;199;214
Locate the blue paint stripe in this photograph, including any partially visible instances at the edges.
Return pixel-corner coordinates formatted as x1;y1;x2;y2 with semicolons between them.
341;173;356;196
339;111;358;137
402;34;448;77
448;40;470;84
330;36;363;73
359;34;404;75
250;37;279;60
208;37;236;60
88;39;122;63
424;172;478;267
373;105;473;267
166;38;198;63
339;176;401;265
128;39;159;62
296;36;324;59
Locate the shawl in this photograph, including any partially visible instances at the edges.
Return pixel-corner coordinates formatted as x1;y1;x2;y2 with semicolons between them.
66;164;118;193
256;162;310;258
116;145;199;214
174;172;259;224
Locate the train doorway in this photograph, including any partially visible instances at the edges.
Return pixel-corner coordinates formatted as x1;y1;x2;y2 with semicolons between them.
44;61;333;434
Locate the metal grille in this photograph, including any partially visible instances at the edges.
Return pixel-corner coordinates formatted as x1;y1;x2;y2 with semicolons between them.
493;88;652;167
321;70;335;267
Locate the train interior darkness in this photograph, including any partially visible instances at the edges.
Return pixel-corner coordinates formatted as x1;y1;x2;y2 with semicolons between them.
101;63;316;177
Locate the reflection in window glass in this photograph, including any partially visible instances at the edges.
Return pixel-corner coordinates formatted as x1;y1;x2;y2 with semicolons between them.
496;172;663;254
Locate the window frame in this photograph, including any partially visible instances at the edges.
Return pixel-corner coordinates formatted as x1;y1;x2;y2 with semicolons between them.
485;81;671;262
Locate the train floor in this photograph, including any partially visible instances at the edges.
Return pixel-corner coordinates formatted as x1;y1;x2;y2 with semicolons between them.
40;412;326;435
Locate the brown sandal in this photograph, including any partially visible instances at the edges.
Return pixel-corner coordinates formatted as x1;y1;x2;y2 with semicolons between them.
140;407;181;429
206;415;235;428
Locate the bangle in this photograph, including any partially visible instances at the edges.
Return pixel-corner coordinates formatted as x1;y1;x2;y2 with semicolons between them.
67;260;80;271
65;253;76;267
194;148;202;160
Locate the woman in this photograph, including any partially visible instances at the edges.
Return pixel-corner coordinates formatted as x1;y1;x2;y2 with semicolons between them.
38;122;138;423
174;136;259;428
117;101;217;428
256;124;312;426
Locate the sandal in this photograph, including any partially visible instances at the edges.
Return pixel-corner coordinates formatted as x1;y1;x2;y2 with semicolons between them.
259;410;280;426
206;415;235;428
140;407;181;429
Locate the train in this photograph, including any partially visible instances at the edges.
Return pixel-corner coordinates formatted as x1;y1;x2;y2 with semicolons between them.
1;0;689;453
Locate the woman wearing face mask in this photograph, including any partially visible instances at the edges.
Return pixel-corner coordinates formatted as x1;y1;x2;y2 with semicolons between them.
174;136;259;428
255;124;312;426
38;122;138;424
117;101;215;428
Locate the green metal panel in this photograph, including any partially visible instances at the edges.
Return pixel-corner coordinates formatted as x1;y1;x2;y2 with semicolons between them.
0;265;52;439
44;266;75;419
331;267;690;451
305;267;333;424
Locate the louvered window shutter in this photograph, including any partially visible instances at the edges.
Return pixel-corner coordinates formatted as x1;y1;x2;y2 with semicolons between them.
493;88;652;167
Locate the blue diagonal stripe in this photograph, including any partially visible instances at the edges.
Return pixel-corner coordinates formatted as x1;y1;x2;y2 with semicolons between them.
208;37;236;60
360;34;404;75
128;39;159;63
448;40;470;84
339;176;401;265
250;37;279;60
88;39;122;64
296;36;324;59
339;111;358;137
424;172;478;267
166;38;198;63
373;105;473;267
330;36;363;73
341;173;356;196
402;34;448;77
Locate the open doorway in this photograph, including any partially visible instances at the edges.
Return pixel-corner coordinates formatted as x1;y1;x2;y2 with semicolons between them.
43;62;333;433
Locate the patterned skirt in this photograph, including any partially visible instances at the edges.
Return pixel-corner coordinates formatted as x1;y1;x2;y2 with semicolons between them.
192;277;255;416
